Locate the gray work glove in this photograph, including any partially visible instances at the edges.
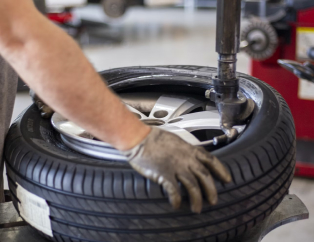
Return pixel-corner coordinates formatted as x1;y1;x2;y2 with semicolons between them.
30;90;54;119
123;127;231;213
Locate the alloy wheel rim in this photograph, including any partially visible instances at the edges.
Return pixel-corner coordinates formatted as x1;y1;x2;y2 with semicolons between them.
51;93;246;161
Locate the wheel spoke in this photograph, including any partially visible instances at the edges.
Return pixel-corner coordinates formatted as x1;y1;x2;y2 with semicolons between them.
148;95;206;121
166;111;221;132
160;126;202;146
121;93;162;113
126;105;148;119
166;111;246;133
52;113;93;139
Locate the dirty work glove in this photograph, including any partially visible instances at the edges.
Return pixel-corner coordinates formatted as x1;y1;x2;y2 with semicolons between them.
30;90;54;119
123;128;231;213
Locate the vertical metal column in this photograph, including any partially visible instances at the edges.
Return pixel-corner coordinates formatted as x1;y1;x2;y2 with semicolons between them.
259;0;267;19
215;0;241;88
209;0;255;145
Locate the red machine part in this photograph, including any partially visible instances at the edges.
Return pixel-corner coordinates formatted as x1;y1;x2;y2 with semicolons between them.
48;12;73;24
250;7;314;177
295;162;314;178
251;8;314;140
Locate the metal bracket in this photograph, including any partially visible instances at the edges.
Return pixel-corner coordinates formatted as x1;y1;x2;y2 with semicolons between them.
205;88;255;145
278;59;314;83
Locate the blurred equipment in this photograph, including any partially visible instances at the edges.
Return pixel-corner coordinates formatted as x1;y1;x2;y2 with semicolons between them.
278;59;314;83
46;0;87;12
46;0;86;24
87;0;220;18
100;0;180;18
46;1;123;45
48;12;123;45
102;0;129;18
241;20;278;60
241;0;314;178
89;0;181;18
88;0;143;18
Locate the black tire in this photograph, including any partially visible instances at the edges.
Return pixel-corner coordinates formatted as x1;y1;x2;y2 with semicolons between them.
4;66;296;242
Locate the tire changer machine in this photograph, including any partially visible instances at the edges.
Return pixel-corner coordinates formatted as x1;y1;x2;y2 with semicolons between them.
241;0;314;178
0;0;310;241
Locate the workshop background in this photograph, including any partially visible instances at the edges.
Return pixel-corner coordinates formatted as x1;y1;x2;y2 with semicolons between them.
4;1;314;241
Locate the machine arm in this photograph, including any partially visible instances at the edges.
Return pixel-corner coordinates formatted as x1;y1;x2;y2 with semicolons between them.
207;0;255;145
278;59;314;83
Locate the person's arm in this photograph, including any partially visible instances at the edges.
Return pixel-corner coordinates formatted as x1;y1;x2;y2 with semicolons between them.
0;0;150;151
0;0;231;213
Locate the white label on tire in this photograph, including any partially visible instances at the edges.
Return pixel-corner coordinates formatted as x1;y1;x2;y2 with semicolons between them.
16;183;53;237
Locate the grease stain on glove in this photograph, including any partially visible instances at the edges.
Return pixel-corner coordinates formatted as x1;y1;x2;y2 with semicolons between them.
123;127;232;213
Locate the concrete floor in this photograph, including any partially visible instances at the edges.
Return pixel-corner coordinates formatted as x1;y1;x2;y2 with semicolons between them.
5;5;314;242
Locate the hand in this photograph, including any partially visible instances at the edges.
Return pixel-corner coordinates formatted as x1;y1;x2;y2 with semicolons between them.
30;89;54;119
123;128;231;213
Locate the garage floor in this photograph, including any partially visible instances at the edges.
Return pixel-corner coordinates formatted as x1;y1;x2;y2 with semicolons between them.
6;5;314;242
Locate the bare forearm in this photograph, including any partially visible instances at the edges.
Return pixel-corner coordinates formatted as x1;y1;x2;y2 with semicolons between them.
0;1;150;150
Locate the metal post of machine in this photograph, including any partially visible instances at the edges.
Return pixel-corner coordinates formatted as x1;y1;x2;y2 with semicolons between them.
208;0;255;145
259;0;267;19
216;0;241;85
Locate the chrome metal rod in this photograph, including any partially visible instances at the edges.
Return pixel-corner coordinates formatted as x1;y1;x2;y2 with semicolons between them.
218;54;237;82
259;0;267;19
216;0;242;82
